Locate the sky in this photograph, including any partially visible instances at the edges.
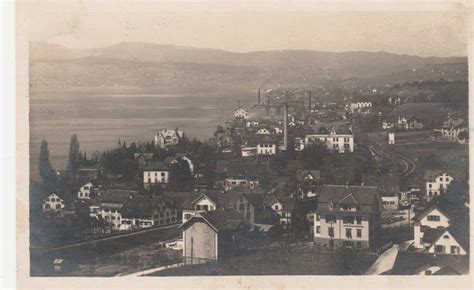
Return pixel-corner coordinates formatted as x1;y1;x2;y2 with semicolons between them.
23;0;469;57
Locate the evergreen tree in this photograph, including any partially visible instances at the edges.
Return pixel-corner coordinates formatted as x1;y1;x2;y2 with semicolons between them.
67;134;80;176
38;140;57;186
169;158;193;191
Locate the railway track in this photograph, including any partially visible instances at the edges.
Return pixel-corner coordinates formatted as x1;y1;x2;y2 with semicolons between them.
370;145;416;178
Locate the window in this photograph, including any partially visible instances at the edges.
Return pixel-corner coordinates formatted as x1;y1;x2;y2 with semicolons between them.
428;184;432;188
316;214;320;221
325;215;336;223
435;245;445;253
195;205;201;210
341;205;352;211
343;216;354;224
451;246;459;254
328;227;334;237
161;172;165;177
439;178;443;182
203;205;208;211
45;204;51;209
328;203;334;211
427;215;440;222
316;226;321;233
184;214;192;220
55;204;61;209
357;229;362;238
345;228;352;239
425;270;432;275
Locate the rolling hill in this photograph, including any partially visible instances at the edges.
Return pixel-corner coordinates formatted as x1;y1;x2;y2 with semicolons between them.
29;42;467;92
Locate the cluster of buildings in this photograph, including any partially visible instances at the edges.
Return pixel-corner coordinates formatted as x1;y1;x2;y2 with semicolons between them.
39;87;469;275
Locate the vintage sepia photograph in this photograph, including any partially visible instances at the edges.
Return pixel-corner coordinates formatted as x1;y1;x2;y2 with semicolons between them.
20;0;470;280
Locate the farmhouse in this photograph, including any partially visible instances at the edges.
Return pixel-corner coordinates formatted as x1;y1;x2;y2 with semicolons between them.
133;152;154;168
438;117;467;142
234;106;248;119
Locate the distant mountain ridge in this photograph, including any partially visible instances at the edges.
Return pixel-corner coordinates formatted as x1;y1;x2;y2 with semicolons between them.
29;42;467;91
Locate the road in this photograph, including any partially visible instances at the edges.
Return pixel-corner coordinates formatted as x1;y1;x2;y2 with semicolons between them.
370;145;416;178
32;223;180;253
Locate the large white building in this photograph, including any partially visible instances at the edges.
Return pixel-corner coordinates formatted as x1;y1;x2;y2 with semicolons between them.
313;185;382;250
234;107;248;119
304;126;354;153
143;162;170;188
43;193;65;214
350;100;372;112
155;128;184;149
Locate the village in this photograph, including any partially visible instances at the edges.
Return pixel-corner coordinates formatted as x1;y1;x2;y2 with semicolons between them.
31;81;469;276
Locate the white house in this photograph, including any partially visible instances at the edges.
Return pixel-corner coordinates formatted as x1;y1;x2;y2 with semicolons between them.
252;135;277;156
313;185;382;250
43;193;65;213
304;126;354;153
77;182;93;199
155;128;184;149
240;146;256;157
388;132;395;144
425;170;454;198
256;128;272;135
234;107;248;119
143;162;169;188
413;205;467;255
413;205;451;249
350;100;372;112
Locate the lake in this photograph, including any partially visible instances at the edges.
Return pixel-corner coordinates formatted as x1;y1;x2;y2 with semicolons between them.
30;91;255;180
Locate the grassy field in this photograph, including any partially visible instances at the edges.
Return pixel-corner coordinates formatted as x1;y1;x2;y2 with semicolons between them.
150;243;377;276
31;225;181;276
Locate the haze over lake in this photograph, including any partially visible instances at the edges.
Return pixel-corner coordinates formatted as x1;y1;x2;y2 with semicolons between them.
30;91;254;180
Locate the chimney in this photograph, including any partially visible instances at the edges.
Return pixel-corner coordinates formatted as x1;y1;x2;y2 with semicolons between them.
266;95;271;115
258;88;261;105
308;90;312;110
283;102;288;150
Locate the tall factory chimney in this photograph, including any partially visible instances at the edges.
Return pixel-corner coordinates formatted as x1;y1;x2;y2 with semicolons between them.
283;102;288;151
308;90;312;111
258;88;261;105
266;95;271;115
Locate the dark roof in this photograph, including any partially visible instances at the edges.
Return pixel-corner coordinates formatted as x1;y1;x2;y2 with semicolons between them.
144;162;168;171
133;152;154;160
389;251;469;275
422;228;446;244
434;258;469;275
446;222;469;252
121;196;175;217
441;118;466;129
316;185;380;215
413;204;451;222
248;134;278;146
181;208;249;232
98;189;139;204
319;185;378;204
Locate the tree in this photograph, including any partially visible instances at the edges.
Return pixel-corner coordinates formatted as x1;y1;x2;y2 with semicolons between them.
67;134;80;176
299;143;327;169
169;158;193;191
38;140;57;187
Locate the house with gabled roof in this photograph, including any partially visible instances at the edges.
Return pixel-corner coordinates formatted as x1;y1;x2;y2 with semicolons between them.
296;170;322;198
313;185;382;250
304;125;354;153
437;116;467;142
180;208;250;264
424;169;466;199
413;204;468;255
386;251;469;275
134;152;154;168
155;128;184;149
